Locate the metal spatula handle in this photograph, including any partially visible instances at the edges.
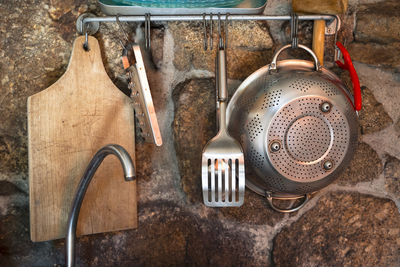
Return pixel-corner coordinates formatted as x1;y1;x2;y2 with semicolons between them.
217;49;228;134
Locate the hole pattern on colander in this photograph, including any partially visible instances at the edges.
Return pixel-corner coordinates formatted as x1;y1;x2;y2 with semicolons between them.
315;80;339;96
265;176;286;192
261;89;282;109
288;78;314;92
248;148;265;170
286;116;331;162
262;78;280;93
288;77;339;96
246;114;263;142
237;93;257;114
292;184;313;194
267;97;350;182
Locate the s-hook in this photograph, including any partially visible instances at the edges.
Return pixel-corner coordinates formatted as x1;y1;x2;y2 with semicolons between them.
217;13;229;50
145;13;151;49
290;13;299;48
210;13;213;50
116;14;131;50
203;13;208;50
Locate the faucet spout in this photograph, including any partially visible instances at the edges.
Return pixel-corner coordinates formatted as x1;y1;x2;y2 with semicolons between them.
65;144;135;267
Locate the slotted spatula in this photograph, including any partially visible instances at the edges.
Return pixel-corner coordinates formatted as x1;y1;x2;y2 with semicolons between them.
201;46;245;207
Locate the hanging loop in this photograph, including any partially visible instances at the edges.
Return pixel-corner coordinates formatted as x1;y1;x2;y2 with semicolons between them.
224;13;229;50
203;13;208;51
333;15;342;62
83;31;89;51
218;13;223;49
290;13;299;49
115;14;131;50
144;13;151;50
209;13;213;50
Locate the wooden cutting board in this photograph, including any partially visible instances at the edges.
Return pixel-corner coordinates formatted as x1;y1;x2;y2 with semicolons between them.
28;36;137;242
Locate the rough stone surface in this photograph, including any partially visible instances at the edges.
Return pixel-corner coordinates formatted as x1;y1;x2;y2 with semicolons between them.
172;78;216;204
384;156;400;200
355;0;400;44
357;86;393;135
273;192;400;267
335;66;393;134
74;201;264;266
0;204;64;266
336;142;382;185
220;189;285;226
0;181;25;196
348;42;400;68
169;21;274;80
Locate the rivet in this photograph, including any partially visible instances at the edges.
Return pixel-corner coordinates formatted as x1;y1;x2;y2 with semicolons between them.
321;102;331;113
270;141;281;152
323;160;333;170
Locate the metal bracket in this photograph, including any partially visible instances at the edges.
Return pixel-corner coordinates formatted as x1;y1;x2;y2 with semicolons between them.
76;13;99;35
325;15;340;35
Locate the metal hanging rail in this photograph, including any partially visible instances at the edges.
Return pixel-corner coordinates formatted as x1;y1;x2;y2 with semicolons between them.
76;13;339;50
82;14;335;23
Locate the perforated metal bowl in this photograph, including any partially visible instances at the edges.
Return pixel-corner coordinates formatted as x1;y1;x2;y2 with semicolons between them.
226;45;359;211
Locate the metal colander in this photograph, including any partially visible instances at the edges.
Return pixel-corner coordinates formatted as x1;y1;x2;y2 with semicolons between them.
227;45;359;207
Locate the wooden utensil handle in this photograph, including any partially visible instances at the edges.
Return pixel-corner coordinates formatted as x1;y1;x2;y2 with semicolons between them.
312;20;326;65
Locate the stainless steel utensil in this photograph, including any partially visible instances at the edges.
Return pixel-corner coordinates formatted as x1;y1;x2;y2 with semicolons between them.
227;44;361;212
129;44;162;146
201;34;245;207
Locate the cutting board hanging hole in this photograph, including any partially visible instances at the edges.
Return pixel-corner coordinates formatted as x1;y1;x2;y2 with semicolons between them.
83;43;89;51
83;33;90;52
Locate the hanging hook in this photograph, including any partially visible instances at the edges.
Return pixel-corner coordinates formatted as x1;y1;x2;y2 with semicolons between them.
225;13;230;50
209;13;213;50
83;31;89;51
218;13;223;49
115;14;130;51
203;13;208;51
333;15;341;62
290;13;299;48
145;13;151;50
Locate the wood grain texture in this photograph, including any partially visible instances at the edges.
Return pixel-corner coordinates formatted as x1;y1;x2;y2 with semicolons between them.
312;20;326;65
292;0;348;14
28;36;137;242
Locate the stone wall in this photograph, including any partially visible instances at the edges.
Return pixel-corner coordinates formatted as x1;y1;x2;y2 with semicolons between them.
0;0;399;266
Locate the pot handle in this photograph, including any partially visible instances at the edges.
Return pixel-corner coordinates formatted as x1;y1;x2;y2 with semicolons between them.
266;192;309;213
335;42;362;111
269;44;321;72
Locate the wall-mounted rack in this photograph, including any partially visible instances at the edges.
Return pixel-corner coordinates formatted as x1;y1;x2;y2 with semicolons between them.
76;13;340;50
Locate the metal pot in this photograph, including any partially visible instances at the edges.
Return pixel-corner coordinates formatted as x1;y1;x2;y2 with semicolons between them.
226;44;361;212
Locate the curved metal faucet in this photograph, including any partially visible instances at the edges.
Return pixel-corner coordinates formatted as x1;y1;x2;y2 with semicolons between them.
65;144;135;267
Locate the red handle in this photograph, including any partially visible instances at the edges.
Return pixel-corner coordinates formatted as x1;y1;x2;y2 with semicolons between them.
335;41;362;111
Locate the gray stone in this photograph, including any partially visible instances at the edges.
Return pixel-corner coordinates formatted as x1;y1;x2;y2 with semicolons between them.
172;78;216;204
0;181;25;196
357;86;393;135
336;142;382;185
273;192;400;267
150;27;165;69
220;190;285;226
335;67;393;134
169;21;274;80
384;156;400;200
0;205;64;266
355;0;400;44
348;42;400;68
75;201;259;266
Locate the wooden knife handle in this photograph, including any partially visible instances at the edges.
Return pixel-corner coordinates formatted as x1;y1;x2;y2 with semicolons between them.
312;20;326;65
